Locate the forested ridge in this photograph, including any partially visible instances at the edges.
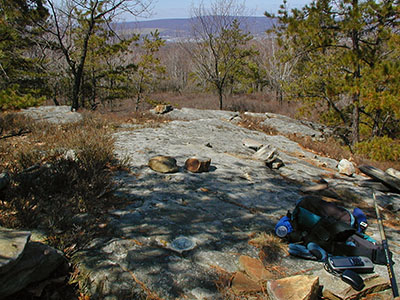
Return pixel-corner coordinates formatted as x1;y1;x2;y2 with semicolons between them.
1;0;399;158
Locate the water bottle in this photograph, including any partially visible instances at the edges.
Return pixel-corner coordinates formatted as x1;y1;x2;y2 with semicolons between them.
275;216;292;237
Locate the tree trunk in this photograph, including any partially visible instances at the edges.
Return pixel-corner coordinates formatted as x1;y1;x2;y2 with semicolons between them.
218;88;223;110
71;16;95;111
136;77;143;112
350;0;361;146
71;70;81;111
52;85;60;106
372;110;381;137
351;94;360;145
136;94;141;111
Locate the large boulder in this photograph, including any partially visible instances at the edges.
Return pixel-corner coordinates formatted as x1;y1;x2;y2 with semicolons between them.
0;227;31;275
154;104;173;114
0;227;66;299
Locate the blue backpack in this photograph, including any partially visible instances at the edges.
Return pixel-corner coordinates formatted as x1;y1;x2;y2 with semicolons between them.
276;195;391;265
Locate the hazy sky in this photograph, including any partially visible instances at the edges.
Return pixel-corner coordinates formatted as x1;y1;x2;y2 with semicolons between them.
129;0;312;21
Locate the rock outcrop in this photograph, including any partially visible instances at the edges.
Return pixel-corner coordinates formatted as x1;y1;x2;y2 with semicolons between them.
154;104;173;114
0;227;66;299
20;106;82;124
13;106;400;299
72;107;400;299
338;159;356;176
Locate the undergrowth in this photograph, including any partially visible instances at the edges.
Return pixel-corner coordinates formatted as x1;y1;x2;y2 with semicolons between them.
238;113;400;171
0;112;131;299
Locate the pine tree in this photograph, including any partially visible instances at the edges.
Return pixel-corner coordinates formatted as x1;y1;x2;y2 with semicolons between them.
0;0;48;110
132;30;166;111
272;0;399;146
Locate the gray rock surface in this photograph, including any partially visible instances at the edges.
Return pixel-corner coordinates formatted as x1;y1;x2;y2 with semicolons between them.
244;111;332;140
386;168;400;180
20;106;82;124
0;227;31;275
70;108;400;299
338;158;355;176
0;172;10;190
0;242;65;299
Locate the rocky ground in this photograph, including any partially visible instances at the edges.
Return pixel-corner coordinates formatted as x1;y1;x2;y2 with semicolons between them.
4;106;400;300
76;107;400;299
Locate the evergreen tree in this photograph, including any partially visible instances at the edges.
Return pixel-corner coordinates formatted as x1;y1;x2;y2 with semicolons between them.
271;0;399;146
132;30;166;111
0;0;48;109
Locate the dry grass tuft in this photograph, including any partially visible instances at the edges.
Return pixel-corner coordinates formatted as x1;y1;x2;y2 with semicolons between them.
237;114;279;136
289;135;351;161
249;232;288;265
0;112;132;299
0;112;127;255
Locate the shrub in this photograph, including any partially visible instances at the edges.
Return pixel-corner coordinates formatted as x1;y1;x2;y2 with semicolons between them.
0;86;44;110
355;136;400;161
0;113;123;248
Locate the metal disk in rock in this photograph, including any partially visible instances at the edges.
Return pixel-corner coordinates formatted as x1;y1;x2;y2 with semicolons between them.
148;155;179;173
359;165;400;193
168;236;196;253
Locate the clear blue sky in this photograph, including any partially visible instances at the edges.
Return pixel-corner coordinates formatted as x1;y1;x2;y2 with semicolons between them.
129;0;311;21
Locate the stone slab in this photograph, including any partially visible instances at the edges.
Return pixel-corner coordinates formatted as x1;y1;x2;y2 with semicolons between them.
0;227;31;275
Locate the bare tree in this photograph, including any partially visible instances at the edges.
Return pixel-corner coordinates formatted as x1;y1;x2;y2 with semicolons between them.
263;35;297;104
45;0;152;111
182;0;256;110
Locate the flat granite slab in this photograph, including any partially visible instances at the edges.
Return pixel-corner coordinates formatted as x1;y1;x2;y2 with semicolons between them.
74;108;400;300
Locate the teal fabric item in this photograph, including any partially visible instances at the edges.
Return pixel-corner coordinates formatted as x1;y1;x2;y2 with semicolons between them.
360;233;377;244
296;207;321;228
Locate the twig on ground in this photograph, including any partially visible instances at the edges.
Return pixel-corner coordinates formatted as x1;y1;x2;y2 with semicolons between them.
0;128;31;140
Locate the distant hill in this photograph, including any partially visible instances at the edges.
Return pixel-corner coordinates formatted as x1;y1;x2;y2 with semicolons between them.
116;16;275;41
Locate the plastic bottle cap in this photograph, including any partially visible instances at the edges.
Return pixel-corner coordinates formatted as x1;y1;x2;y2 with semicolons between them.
276;225;288;237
